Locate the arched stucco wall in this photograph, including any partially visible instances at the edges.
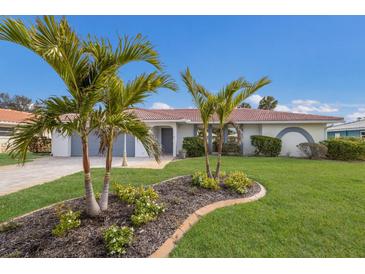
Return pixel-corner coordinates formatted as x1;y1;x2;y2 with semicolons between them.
276;127;315;144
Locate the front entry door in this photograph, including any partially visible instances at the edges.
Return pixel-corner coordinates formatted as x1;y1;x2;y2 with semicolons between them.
161;128;173;155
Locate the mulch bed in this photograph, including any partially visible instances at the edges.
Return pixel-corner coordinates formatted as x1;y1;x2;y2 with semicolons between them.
0;175;261;258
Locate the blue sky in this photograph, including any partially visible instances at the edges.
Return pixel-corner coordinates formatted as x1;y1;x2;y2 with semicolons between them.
1;16;365;121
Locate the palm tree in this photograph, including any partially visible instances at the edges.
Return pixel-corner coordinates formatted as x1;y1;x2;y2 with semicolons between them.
258;96;278;110
181;68;216;178
238;102;252;109
0;16;161;216
96;73;177;211
215;77;271;178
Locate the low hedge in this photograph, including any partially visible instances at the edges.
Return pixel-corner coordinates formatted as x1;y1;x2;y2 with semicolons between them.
251;135;282;157
182;137;204;157
222;143;241;155
323;138;365;161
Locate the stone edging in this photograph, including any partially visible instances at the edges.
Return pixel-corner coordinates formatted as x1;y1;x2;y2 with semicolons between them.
149;182;267;258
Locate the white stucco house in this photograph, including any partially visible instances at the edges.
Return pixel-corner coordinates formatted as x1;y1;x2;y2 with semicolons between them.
0;108;33;152
51;108;343;158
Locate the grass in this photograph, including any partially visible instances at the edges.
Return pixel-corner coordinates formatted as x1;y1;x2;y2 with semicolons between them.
0;156;364;257
0;152;49;166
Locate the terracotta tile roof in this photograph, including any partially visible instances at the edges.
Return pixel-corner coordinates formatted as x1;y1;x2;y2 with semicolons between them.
0;108;33;124
133;108;343;123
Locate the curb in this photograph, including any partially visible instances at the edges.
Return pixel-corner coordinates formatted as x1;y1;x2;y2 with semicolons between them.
149;183;267;258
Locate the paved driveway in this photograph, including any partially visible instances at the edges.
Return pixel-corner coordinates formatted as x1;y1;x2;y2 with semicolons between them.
0;156;173;196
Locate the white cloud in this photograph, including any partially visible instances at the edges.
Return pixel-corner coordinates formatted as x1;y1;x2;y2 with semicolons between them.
346;109;365;121
275;104;291;112
246;94;263;106
274;99;339;114
151;102;173;109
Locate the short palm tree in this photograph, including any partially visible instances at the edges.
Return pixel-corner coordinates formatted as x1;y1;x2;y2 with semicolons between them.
258;95;278;110
214;77;271;178
96;73;177;211
181;68;216;178
0;16;161;216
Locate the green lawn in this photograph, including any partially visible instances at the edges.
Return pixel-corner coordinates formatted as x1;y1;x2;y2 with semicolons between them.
0;152;49;166
0;156;364;257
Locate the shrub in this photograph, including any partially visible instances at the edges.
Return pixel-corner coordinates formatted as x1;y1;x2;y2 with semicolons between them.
297;142;328;159
28;136;51;153
251;135;282;157
222;143;241;155
131;199;165;226
52;205;81;237
224;171;253;194
182;137;204;157
324;138;365;161
192;171;220;190
103;225;134;256
114;184;158;204
114;183;164;226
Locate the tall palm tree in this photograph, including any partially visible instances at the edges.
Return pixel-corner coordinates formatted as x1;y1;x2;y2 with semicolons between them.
214;77;271;178
0;16;161;216
96;73;177;211
258;96;278;110
181;68;216;178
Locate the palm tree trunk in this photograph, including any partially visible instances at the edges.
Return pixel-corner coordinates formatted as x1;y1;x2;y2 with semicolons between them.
81;136;101;216
215;126;224;178
99;138;113;211
203;125;212;178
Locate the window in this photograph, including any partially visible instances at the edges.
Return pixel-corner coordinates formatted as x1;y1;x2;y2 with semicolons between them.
361;131;365;139
334;132;341;139
0;127;13;137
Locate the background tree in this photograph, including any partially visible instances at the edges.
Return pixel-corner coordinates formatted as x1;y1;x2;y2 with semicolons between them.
96;73;177;211
237;102;252;109
258;95;278;110
0;92;34;112
215;77;271;178
1;16;161;216
181;68;216;178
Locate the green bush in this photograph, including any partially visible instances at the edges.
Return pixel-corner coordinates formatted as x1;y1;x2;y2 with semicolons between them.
192;171;220;190
114;183;164;226
182;137;204;157
251;135;282;157
131;199;165;226
324;138;365;161
222;143;241;155
52;205;81;237
114;184;158;204
297;142;328;159
224;171;253;194
103;225;134;256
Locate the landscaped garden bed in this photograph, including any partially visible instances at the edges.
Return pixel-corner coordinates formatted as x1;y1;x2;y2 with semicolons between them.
0;175;261;258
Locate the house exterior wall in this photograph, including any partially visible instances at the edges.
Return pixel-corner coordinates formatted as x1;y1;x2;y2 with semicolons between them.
51;131;71;157
242;124;261;155
0;137;9;152
176;123;194;152
261;123;327;157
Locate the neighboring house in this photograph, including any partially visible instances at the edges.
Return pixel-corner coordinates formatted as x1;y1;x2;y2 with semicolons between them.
327;118;365;139
0;108;33;152
52;108;343;158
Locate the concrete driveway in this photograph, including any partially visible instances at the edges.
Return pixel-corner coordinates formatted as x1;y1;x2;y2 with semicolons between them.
0;156;173;196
